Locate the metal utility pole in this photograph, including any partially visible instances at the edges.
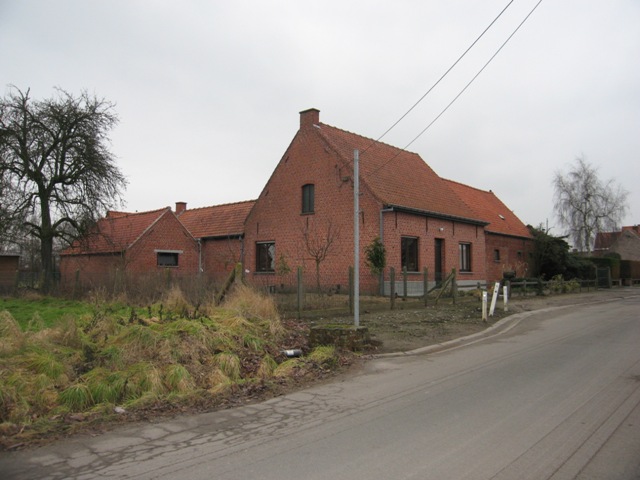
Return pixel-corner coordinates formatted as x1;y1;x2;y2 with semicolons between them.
354;149;360;327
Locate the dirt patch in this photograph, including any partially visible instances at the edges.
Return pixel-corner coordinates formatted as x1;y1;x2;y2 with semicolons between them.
307;289;633;354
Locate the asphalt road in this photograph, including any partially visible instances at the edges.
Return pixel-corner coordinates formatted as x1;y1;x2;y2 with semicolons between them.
2;293;639;480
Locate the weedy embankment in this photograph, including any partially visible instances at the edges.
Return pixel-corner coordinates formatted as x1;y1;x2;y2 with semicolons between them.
0;286;350;449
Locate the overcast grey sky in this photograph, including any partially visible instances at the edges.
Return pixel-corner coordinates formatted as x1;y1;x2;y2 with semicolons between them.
2;0;638;235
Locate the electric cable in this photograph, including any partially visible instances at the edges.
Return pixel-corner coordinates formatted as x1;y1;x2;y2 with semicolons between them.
369;0;516;151
369;0;543;175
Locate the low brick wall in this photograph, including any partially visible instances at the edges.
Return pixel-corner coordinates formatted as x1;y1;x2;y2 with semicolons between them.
309;325;370;351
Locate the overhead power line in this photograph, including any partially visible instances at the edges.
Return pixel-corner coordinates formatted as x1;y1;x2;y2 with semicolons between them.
370;0;543;175
401;0;543;151
372;0;516;148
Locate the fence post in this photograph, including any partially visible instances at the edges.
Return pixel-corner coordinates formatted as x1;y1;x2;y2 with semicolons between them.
348;266;354;316
296;266;304;319
451;268;457;305
423;267;428;307
402;266;408;300
13;269;19;294
489;281;500;316
482;291;488;322
503;284;508;312
114;268;122;295
389;267;396;310
74;269;80;299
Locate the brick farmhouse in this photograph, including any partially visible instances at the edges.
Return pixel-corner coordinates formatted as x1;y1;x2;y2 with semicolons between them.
60;208;199;288
60;108;533;294
594;226;640;261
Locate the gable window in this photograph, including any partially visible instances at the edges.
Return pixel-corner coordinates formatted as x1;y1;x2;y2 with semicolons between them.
459;243;472;272
256;242;275;272
494;249;500;262
156;250;180;267
302;184;315;214
401;237;418;272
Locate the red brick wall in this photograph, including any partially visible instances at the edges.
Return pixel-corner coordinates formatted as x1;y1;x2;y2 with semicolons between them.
611;231;640;261
381;211;486;287
59;253;124;287
200;237;244;284
124;212;199;275
484;233;534;282
244;125;374;292
60;212;200;287
243;123;488;294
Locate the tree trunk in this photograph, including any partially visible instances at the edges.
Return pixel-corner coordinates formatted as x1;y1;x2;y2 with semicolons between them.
39;194;55;293
315;260;321;294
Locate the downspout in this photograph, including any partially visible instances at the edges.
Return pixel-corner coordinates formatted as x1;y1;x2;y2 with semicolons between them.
379;207;394;295
197;239;202;274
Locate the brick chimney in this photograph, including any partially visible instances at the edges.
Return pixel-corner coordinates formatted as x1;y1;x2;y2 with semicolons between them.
299;108;320;129
175;202;187;214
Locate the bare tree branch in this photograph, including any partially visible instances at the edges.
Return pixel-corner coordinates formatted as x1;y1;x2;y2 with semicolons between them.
0;86;127;291
553;156;629;254
300;218;340;293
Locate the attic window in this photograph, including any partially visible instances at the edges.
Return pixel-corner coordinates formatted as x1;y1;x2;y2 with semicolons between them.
155;250;182;267
498;214;506;220
302;184;315;214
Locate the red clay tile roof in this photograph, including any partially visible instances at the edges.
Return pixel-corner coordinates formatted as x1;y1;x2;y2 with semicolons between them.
177;200;255;239
61;208;171;255
593;231;620;250
315;123;483;223
444;179;532;238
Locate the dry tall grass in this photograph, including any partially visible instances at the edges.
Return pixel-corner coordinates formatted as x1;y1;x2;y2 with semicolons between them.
0;284;343;444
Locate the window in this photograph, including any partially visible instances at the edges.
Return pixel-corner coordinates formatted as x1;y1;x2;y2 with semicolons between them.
256;242;275;272
401;237;419;272
157;251;179;267
302;184;315;214
459;243;472;272
494;249;500;262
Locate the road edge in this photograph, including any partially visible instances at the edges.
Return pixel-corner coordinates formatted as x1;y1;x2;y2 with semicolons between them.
375;290;640;358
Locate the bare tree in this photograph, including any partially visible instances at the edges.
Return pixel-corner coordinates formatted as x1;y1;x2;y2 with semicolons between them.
553;156;628;254
0;168;24;248
301;218;340;293
0;87;127;291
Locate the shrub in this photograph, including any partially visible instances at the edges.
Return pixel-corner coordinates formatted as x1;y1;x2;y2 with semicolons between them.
308;345;337;367
59;384;93;411
548;274;581;293
163;364;194;392
0;311;24;355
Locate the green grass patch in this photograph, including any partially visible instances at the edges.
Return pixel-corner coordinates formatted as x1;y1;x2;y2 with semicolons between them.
0;297;94;330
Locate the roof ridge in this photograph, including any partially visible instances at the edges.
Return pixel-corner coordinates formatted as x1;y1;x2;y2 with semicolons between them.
443;177;492;194
107;207;171;218
319;122;419;156
179;199;256;213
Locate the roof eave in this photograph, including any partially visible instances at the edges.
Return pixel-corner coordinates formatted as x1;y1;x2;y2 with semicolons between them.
386;204;489;227
485;230;534;240
197;233;245;240
60;249;126;257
